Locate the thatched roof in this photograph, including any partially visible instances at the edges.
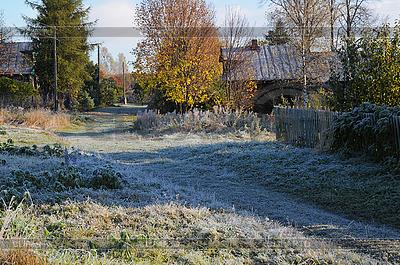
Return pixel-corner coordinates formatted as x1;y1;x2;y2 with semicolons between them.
0;42;33;76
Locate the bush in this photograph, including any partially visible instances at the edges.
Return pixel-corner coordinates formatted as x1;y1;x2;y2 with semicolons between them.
330;24;400;111
0;140;64;157
100;78;121;106
90;166;123;189
78;90;95;112
0;77;38;107
133;107;274;135
332;103;400;160
0;165;124;202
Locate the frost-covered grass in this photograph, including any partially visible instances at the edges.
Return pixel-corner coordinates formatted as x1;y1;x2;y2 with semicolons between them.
0;126;65;147
0;140;378;264
0;200;378;264
0;106;399;263
133;107;274;136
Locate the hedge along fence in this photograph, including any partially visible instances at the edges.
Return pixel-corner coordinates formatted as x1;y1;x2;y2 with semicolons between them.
331;104;400;159
274;107;339;149
274;104;400;158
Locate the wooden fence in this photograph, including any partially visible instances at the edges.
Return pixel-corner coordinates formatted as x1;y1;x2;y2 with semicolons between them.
274;107;400;154
392;115;400;153
274;107;339;148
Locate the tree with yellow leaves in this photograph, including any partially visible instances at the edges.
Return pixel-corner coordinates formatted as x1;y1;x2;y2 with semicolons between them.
134;0;222;112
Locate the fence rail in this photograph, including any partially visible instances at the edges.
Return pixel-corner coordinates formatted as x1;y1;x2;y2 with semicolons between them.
274;107;400;154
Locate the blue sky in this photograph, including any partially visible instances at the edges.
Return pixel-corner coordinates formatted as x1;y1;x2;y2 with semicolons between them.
2;0;400;63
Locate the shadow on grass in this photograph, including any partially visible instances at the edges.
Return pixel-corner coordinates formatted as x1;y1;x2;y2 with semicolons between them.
104;140;400;232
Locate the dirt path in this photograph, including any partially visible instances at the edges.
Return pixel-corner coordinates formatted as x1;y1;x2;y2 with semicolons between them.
59;106;400;262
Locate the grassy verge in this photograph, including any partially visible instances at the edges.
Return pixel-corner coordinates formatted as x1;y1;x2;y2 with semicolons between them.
0;201;376;265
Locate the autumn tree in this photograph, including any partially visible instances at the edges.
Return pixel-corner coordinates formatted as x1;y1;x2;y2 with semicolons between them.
134;0;221;112
221;7;256;110
23;0;93;109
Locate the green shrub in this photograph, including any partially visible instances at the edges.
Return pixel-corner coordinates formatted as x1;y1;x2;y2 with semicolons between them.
0;140;64;157
0;77;38;107
90;167;123;190
1;166;124;202
52;167;84;191
78;90;95;112
332;103;400;160
100;78;121;107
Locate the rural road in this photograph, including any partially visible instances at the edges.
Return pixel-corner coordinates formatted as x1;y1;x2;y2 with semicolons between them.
59;105;400;262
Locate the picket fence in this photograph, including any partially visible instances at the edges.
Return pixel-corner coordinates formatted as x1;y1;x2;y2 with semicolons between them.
274;106;400;154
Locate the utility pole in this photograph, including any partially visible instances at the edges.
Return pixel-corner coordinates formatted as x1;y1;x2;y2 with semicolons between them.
91;43;102;105
53;26;58;111
97;45;100;86
122;62;127;105
90;43;102;88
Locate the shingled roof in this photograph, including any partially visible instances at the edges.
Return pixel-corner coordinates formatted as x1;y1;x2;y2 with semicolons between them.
220;43;332;83
0;42;34;76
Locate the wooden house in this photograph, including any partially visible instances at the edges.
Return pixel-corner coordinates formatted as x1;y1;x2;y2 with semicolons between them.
220;40;333;113
0;42;35;84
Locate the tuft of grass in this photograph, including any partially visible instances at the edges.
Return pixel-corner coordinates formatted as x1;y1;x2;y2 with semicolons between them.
0;108;71;131
0;249;48;265
133;107;274;136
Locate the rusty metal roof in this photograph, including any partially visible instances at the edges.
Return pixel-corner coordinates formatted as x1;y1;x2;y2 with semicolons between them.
221;44;332;83
0;42;33;76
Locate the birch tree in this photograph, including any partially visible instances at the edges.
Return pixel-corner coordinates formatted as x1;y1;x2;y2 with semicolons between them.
339;0;371;42
264;0;330;106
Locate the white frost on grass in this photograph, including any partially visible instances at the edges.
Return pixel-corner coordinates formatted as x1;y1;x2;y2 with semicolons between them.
54;130;400;243
1;107;399;262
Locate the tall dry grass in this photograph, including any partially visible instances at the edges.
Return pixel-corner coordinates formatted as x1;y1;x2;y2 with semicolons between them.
0;249;48;265
134;107;274;135
0;108;70;130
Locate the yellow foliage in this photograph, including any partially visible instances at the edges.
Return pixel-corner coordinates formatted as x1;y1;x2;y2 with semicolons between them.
134;0;222;111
